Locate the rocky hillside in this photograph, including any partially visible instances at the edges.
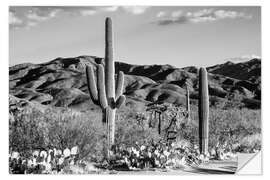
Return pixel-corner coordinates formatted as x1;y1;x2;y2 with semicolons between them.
207;58;261;84
9;56;261;111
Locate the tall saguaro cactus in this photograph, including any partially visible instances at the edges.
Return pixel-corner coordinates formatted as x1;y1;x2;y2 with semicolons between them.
86;17;126;156
185;83;190;122
198;67;209;155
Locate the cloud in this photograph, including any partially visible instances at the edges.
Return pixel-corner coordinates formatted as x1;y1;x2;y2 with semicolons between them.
21;8;62;28
156;11;166;18
9;6;150;29
79;9;97;16
9;7;83;29
101;6;119;12
26;8;61;22
9;7;64;29
155;8;252;25
79;6;119;16
157;16;189;25
214;10;252;19
26;21;38;27
171;10;183;18
121;6;149;15
79;6;148;15
9;11;23;25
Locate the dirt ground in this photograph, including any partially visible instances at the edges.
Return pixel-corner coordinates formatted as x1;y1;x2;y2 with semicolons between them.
112;158;238;175
114;153;259;175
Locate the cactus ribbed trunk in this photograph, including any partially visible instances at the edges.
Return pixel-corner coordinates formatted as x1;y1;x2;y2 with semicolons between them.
158;112;161;134
105;17;115;100
199;67;209;155
104;17;115;154
105;108;116;149
186;85;190;121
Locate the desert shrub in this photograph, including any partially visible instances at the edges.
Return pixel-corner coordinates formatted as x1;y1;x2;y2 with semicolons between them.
175;121;198;146
189;106;261;152
43;108;106;161
9;107;107;162
9;108;49;156
115;103;189;146
115;108;161;146
219;99;245;110
237;133;261;153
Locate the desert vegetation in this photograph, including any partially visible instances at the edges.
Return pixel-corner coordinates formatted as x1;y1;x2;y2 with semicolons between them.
9;99;260;173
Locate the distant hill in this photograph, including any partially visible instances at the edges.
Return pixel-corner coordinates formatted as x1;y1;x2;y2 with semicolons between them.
207;58;261;84
9;56;261;111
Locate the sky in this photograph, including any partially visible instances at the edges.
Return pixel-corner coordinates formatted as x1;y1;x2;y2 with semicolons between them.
9;6;261;67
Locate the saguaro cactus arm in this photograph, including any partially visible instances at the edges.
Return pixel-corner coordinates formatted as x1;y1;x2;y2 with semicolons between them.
97;64;108;108
115;71;124;99
115;95;126;109
86;66;99;105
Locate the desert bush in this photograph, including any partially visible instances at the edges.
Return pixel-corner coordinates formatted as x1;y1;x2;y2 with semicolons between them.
115;103;261;154
9;107;107;163
189;106;261;152
236;133;261;153
175;121;199;146
9;108;49;156
115;107;161;146
44;108;106;161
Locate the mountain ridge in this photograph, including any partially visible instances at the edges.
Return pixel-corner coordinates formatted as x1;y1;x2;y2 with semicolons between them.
9;56;261;111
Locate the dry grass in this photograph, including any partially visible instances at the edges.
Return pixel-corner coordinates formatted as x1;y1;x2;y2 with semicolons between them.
9;103;261;167
9;107;107;162
9;105;161;163
189;106;261;152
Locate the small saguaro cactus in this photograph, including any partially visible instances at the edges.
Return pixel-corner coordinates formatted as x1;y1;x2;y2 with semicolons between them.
185;82;190;121
86;17;126;156
198;67;209;155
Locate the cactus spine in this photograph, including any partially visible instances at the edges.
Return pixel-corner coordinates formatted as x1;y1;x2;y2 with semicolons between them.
198;67;209;155
186;83;190;121
86;17;126;157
